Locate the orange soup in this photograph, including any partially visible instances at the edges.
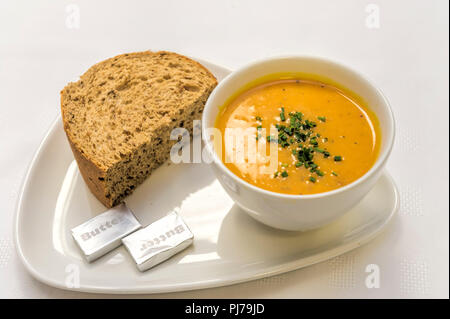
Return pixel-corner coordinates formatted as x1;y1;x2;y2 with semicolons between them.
215;77;381;195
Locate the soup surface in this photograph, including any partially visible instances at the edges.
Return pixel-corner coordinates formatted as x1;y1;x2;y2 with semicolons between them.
215;78;380;195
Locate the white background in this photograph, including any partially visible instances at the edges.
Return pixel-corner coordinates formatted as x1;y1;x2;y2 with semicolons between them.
0;0;448;298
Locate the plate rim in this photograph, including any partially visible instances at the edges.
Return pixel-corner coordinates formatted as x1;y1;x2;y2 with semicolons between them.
13;58;399;294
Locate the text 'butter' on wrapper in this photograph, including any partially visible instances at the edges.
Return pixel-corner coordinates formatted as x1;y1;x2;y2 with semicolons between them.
122;212;194;272
71;203;141;262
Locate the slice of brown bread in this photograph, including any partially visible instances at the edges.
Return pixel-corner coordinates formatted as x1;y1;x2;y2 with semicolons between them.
61;51;217;207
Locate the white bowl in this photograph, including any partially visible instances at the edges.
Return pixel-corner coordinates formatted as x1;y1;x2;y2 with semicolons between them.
202;56;395;231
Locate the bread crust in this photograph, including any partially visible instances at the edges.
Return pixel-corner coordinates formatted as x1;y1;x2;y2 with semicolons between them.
67;133;112;207
60;89;111;206
61;51;217;207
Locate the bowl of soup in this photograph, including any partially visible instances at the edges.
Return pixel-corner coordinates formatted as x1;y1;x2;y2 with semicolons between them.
202;56;395;231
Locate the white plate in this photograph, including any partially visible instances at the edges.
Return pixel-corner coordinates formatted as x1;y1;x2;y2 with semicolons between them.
14;59;399;294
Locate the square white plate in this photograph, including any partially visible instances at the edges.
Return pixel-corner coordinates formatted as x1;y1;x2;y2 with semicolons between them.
14;59;398;294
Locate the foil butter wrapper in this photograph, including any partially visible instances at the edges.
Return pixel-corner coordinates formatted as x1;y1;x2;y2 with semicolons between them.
71;203;141;262
122;212;194;272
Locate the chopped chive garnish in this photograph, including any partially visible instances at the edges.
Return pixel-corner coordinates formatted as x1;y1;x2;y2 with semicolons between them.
309;138;318;146
314;148;325;153
280;107;286;121
253;107;344;183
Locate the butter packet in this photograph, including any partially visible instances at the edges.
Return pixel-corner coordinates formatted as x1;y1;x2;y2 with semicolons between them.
71;203;141;262
122;212;193;271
